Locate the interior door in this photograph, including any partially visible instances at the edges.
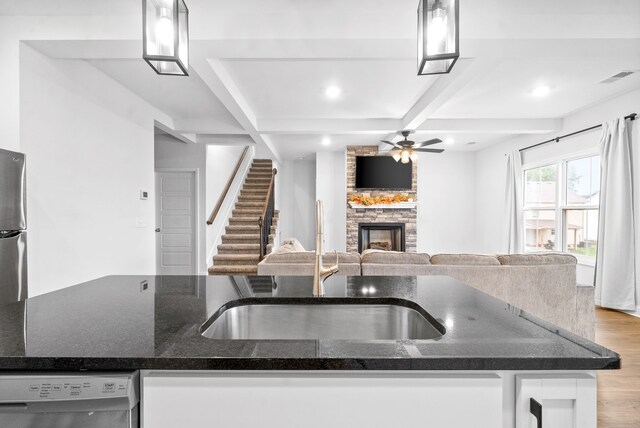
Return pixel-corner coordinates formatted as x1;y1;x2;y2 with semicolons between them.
155;171;197;275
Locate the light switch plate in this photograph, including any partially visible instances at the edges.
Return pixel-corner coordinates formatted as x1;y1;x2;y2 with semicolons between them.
140;190;148;200
136;217;148;228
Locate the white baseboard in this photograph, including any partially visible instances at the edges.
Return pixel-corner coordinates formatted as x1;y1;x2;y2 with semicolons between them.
624;306;640;318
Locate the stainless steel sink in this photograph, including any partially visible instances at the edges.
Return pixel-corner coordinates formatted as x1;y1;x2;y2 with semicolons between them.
201;299;444;340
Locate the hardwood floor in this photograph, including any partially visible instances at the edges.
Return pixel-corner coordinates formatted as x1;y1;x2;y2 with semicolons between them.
595;307;640;427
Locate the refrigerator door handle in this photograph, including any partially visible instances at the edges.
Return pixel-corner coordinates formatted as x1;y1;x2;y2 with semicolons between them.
0;231;22;239
0;232;28;303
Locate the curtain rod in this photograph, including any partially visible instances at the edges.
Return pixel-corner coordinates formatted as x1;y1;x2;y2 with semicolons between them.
517;112;637;154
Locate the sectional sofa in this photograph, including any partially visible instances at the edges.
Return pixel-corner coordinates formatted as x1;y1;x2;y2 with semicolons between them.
257;248;594;339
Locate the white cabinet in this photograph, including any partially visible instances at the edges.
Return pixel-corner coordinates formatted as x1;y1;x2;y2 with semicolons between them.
142;372;503;428
515;374;596;428
141;371;598;428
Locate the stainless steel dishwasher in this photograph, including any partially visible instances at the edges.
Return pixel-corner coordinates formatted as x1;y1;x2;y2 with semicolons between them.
0;372;139;428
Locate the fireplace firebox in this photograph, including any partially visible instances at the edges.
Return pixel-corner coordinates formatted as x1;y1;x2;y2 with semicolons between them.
358;223;405;253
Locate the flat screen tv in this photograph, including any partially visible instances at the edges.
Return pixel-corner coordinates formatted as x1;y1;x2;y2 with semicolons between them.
355;156;412;190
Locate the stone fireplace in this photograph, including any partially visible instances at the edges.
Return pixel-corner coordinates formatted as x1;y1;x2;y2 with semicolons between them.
346;146;417;253
358;223;405;253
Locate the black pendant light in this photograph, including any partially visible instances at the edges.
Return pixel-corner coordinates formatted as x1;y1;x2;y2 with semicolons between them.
142;0;189;76
417;0;459;75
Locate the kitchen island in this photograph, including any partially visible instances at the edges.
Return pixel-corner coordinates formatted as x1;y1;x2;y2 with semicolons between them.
0;275;619;427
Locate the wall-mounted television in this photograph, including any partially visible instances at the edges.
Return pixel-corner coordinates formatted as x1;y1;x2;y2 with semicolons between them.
355;156;412;190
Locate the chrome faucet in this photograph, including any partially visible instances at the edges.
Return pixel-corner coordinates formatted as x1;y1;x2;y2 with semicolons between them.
313;200;339;297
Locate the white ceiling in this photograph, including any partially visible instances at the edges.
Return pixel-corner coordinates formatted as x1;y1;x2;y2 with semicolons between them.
88;59;240;123
14;0;640;159
270;132;505;160
223;59;437;119
431;57;640;119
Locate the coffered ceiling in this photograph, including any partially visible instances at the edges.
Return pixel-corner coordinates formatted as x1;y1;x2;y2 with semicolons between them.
15;0;640;160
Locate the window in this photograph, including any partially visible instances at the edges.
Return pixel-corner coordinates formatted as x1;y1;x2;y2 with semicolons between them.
523;155;600;263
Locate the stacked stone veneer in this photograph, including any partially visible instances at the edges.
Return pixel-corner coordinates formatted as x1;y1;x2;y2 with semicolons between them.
346;146;417;253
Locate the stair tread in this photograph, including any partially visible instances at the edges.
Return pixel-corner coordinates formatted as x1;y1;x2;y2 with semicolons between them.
222;234;260;240
209;265;258;275
214;254;260;260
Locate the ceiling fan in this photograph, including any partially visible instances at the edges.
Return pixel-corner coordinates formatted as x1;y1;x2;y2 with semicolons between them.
381;130;444;163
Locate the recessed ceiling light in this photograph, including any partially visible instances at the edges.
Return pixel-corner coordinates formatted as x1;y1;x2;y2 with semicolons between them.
531;85;550;97
322;137;331;146
444;137;455;145
325;86;342;99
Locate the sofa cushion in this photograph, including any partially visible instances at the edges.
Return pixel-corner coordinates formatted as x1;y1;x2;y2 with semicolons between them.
360;249;430;265
497;253;577;266
276;238;306;253
264;251;360;265
430;254;500;266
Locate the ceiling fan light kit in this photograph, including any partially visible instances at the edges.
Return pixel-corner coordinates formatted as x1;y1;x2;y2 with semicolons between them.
382;130;445;162
143;0;190;76
417;0;459;75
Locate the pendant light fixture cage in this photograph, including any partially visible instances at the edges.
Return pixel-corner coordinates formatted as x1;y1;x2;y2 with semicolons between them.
143;0;189;76
417;0;459;75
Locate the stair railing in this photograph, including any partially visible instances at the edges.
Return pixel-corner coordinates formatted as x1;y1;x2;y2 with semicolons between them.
258;168;277;260
207;146;250;226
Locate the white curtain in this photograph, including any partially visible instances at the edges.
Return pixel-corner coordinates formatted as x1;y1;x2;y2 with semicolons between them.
505;150;523;253
595;118;637;311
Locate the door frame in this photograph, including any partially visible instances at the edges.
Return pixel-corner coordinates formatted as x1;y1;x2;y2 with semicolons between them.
155;168;200;275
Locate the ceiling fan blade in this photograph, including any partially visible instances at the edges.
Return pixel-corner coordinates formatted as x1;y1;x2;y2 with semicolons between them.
414;148;445;153
380;140;398;147
415;138;442;147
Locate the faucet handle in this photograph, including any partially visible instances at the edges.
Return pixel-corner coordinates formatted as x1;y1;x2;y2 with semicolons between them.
331;250;340;272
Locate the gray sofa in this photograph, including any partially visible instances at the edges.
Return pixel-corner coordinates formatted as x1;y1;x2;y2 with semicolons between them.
257;250;594;339
258;251;362;276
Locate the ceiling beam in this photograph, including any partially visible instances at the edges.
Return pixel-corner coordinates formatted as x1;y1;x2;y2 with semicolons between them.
196;134;254;145
153;120;196;144
377;58;495;146
172;118;248;135
255;117;561;135
258;118;402;134
416;118;563;134
27;38;640;61
191;59;282;162
401;59;489;132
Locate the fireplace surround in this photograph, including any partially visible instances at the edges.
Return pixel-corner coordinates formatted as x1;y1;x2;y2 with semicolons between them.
358;223;405;253
347;145;417;253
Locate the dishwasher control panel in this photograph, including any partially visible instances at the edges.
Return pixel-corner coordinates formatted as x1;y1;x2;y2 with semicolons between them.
0;374;132;402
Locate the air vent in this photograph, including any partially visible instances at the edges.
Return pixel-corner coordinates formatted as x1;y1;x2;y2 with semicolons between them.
600;71;634;84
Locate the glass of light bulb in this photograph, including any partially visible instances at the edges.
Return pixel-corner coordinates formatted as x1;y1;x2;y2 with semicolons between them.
401;150;411;164
143;0;190;76
417;0;459;75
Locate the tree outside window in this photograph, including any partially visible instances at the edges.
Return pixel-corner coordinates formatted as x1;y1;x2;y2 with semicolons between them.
523;155;600;263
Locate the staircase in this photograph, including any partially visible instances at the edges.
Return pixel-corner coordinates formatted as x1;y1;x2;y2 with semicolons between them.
208;159;279;275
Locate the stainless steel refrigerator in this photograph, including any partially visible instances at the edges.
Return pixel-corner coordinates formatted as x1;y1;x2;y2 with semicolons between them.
0;148;27;305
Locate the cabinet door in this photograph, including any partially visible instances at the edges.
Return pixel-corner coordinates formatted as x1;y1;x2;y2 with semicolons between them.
516;374;596;428
142;372;503;428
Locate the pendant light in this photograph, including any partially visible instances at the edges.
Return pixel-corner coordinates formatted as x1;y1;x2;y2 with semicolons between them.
143;0;189;76
417;0;459;75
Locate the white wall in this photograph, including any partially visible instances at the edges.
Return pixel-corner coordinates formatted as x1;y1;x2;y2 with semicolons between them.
20;45;167;296
0;15;140;153
205;145;251;263
417;152;478;254
305;149;479;254
474;89;640;314
279;159;316;250
154;135;207;274
316;151;347;252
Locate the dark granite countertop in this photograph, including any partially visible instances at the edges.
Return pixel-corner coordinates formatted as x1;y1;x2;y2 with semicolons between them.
0;275;620;371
